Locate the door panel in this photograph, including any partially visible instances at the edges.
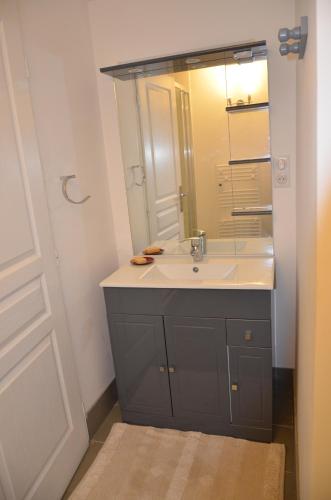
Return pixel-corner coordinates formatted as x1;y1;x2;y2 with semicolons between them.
229;346;272;428
164;317;230;421
109;314;172;416
137;75;183;242
175;87;197;237
0;333;70;500
0;2;88;498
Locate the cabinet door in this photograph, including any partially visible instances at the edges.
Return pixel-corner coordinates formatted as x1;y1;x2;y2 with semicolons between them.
109;314;172;416
229;346;272;428
164;317;230;421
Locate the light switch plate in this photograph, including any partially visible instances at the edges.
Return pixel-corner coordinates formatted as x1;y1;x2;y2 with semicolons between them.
273;156;290;188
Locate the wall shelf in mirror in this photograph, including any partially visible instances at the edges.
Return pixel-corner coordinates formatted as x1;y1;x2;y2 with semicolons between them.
226;102;269;112
231;205;273;216
229;157;271;165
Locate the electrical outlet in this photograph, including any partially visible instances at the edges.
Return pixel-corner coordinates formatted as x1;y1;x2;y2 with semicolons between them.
274;156;290;188
276;173;288;185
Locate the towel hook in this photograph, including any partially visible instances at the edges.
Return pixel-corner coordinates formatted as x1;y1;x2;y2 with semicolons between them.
60;175;91;205
130;164;145;187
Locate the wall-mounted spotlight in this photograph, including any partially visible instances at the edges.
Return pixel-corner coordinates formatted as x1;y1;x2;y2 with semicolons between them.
278;16;308;59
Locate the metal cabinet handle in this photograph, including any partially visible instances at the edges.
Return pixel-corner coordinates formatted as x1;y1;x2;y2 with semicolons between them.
231;383;238;392
159;366;166;373
168;366;176;373
244;330;253;341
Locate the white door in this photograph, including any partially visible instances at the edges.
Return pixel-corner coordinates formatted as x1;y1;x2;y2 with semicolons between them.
137;75;183;243
0;2;88;499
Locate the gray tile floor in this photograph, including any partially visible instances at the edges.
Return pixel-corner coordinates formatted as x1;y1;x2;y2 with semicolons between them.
272;369;297;500
63;373;297;499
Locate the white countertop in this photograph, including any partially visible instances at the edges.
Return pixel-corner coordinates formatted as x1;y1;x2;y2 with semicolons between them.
100;255;275;290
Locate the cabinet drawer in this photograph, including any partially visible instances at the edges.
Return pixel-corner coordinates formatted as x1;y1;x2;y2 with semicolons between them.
226;320;271;348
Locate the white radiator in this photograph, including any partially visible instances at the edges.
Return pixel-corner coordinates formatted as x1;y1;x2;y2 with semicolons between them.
216;164;263;238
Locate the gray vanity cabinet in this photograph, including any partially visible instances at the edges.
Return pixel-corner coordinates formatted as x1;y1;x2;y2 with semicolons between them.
164;317;230;421
105;287;273;442
226;319;272;428
229;347;272;428
109;314;172;416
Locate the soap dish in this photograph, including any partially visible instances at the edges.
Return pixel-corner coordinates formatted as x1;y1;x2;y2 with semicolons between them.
143;247;164;255
130;256;154;265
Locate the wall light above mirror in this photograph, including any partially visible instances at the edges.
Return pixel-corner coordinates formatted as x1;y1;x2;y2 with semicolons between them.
101;42;273;257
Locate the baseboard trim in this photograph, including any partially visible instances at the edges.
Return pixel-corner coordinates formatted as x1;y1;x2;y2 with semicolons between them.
86;378;118;439
273;367;294;383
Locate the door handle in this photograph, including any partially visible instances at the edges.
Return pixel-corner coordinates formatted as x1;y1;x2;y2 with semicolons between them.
178;186;188;212
159;366;166;373
231;383;238;391
168;366;176;373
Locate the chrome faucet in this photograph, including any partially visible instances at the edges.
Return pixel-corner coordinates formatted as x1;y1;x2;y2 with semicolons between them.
183;229;207;262
192;229;207;255
189;238;203;262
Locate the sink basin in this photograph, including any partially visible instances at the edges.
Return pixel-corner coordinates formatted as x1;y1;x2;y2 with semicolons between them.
140;262;237;282
100;255;274;290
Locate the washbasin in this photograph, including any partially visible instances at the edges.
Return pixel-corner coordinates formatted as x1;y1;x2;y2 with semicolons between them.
140;262;237;282
100;256;274;289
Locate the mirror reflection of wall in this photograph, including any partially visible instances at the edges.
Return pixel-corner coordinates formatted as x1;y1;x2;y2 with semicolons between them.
115;52;273;256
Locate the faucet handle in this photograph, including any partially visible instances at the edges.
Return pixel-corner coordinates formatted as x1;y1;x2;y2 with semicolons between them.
181;237;201;246
193;228;206;236
180;237;200;243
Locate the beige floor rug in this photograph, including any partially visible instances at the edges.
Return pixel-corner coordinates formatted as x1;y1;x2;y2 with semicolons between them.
70;423;285;500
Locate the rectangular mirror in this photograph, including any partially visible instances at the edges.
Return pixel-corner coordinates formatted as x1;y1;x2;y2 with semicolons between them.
111;43;273;256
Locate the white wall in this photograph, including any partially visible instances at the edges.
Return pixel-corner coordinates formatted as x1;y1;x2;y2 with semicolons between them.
18;0;117;411
88;0;297;367
296;0;331;498
189;66;229;238
189;64;271;238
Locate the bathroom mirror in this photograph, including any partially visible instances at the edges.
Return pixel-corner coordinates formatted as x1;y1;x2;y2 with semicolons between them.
106;43;273;256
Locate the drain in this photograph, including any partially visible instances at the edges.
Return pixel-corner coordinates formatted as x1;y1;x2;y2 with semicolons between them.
192;267;199;273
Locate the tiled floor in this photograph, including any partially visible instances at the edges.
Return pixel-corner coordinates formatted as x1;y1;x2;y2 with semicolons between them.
272;368;297;500
63;370;297;499
62;404;122;499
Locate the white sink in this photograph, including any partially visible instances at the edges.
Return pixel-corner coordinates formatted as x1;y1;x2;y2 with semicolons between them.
100;256;275;290
140;262;237;282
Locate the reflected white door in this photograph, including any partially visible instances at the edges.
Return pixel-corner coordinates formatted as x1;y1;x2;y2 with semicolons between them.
0;2;88;499
137;75;183;242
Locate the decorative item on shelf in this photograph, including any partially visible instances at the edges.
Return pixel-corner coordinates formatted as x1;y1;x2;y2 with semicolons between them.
227;95;252;108
278;16;308;59
130;256;154;265
60;174;91;205
143;246;164;255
